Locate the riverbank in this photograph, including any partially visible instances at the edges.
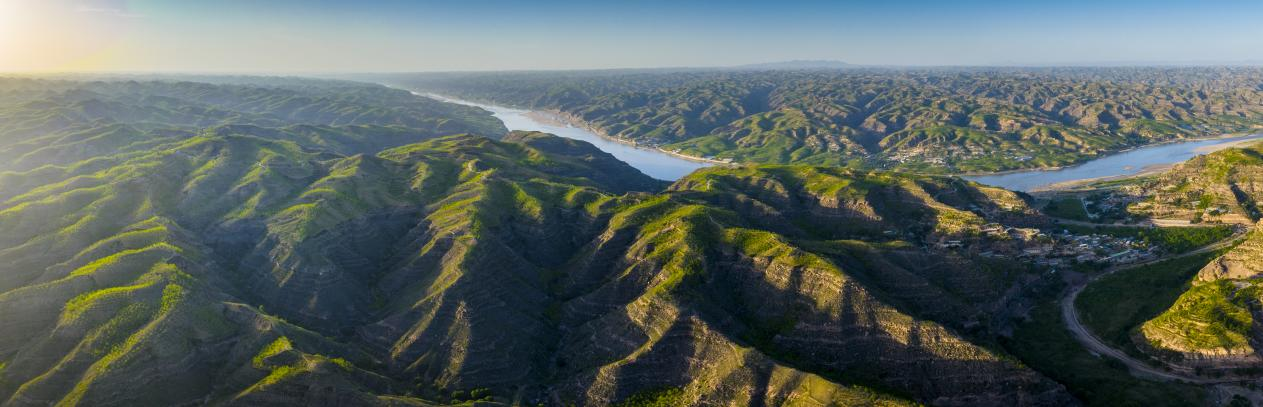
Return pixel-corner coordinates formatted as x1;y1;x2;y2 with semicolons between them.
965;132;1263;192
411;90;715;180
1033;133;1263;192
1028;163;1171;192
533;110;733;165
418;90;731;166
411;89;1263;190
958;130;1263;178
1037;134;1263;191
1192;134;1263;153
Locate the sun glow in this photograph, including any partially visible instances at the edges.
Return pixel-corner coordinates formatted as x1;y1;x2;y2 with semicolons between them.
0;1;26;60
0;0;136;72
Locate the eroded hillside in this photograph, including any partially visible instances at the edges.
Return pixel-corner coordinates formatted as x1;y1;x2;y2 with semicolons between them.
1110;143;1263;371
0;78;1083;406
0;132;1076;405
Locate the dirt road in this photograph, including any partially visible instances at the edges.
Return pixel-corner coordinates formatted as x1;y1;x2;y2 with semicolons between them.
1059;234;1246;384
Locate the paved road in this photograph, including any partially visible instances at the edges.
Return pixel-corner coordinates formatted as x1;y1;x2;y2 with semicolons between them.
1059;234;1247;384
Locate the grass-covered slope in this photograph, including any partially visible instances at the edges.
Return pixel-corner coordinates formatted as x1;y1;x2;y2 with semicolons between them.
0;124;1072;404
1106;143;1263;369
541;165;1068;406
0;128;666;406
0;77;506;173
1125;229;1262;369
1139;279;1258;362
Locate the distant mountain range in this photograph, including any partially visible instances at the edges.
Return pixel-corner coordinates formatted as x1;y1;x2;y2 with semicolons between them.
729;60;853;70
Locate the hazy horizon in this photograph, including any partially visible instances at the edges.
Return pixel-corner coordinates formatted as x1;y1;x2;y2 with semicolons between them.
2;0;1263;73
11;59;1263;77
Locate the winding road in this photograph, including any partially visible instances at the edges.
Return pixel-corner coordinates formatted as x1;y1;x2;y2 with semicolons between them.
1059;233;1248;384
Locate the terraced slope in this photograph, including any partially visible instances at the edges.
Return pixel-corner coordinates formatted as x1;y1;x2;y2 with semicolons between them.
387;67;1263;172
1120;143;1263;369
1137;271;1262;366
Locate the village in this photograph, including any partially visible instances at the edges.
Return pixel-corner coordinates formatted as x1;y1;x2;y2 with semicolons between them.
935;222;1161;268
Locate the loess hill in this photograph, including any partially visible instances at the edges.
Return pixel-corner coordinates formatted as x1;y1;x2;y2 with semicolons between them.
387;67;1263;173
1117;141;1263;369
0;78;1076;406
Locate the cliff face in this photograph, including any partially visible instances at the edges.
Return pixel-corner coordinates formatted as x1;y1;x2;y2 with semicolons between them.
0;129;1071;405
1197;228;1263;282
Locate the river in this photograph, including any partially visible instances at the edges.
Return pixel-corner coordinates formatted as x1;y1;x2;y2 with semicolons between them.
418;92;1263;189
964;133;1263;191
420;93;713;181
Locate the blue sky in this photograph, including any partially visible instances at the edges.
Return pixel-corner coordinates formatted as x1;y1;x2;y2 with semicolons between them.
3;0;1262;72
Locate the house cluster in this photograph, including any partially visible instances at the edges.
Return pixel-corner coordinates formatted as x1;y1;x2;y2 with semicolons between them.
946;223;1158;268
1080;192;1146;222
886;151;947;165
1036;229;1157;266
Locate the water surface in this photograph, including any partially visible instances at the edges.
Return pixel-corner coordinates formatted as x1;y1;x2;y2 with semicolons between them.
965;133;1263;191
422;92;1261;188
423;93;712;181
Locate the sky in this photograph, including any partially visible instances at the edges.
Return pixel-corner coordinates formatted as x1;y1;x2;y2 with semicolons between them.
1;0;1262;73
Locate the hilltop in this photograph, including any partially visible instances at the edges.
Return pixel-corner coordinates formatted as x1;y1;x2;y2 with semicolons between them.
0;131;1072;405
1128;141;1263;225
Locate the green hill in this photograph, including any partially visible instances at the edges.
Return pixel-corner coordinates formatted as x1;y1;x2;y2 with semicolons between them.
0;77;506;173
1107;143;1263;370
0;77;1075;406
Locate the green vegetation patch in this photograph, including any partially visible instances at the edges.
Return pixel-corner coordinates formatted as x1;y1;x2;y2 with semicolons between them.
1141;279;1258;352
253;336;294;368
613;387;685;407
60;279;159;325
1057;224;1234;254
1003;292;1207;406
1075;250;1226;352
1043;198;1091;221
